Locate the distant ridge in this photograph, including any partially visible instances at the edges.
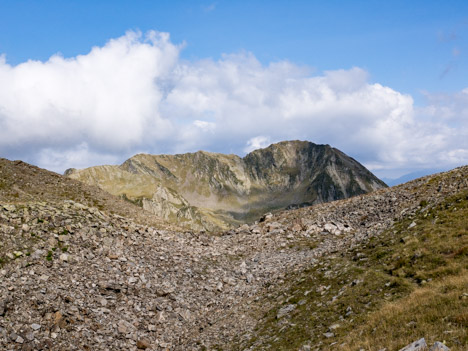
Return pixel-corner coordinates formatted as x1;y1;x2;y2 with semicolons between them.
382;168;448;186
66;140;386;230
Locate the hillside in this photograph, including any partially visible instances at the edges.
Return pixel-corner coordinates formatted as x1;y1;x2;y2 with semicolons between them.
66;140;386;230
0;159;466;350
0;158;179;230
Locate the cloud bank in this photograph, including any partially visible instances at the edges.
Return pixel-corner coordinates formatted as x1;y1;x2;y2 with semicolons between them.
0;30;467;177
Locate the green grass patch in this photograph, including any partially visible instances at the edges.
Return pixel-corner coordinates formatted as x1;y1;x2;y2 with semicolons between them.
46;250;53;261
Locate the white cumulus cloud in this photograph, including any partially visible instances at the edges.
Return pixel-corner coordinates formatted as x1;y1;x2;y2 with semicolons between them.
244;136;271;153
0;30;467;177
0;30;179;158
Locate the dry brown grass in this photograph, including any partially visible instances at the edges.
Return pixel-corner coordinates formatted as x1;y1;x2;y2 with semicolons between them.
339;273;468;350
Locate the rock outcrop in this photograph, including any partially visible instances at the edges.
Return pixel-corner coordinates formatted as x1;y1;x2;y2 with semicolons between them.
66;140;386;230
399;338;451;351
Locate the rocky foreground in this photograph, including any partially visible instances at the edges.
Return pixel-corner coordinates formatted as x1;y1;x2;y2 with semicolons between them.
0;161;467;350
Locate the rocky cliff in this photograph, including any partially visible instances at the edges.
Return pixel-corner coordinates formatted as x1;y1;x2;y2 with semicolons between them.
65;141;386;230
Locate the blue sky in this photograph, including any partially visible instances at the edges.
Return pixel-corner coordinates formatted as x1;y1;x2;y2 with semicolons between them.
0;0;467;179
2;1;467;98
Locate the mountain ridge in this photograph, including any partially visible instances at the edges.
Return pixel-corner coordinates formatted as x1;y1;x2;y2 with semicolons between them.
66;140;386;230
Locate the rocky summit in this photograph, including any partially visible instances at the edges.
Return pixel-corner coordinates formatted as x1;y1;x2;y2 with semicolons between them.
65;140;386;230
0;157;466;350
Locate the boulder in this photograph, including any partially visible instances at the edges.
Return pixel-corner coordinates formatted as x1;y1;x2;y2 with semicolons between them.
399;338;428;351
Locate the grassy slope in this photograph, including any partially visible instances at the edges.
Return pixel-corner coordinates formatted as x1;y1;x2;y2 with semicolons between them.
0;158;178;230
236;190;468;350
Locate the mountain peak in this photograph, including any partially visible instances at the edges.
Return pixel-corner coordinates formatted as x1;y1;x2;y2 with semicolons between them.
66;140;386;230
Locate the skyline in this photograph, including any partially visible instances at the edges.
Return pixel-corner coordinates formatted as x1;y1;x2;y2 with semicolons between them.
0;1;467;179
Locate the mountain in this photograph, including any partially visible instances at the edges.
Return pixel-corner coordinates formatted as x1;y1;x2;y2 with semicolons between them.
1;158;466;350
381;168;449;186
65;140;386;230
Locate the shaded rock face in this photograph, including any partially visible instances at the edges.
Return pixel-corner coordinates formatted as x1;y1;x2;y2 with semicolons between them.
66;141;386;230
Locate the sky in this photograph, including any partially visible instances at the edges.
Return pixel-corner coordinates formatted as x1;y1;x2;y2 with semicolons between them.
0;0;467;179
